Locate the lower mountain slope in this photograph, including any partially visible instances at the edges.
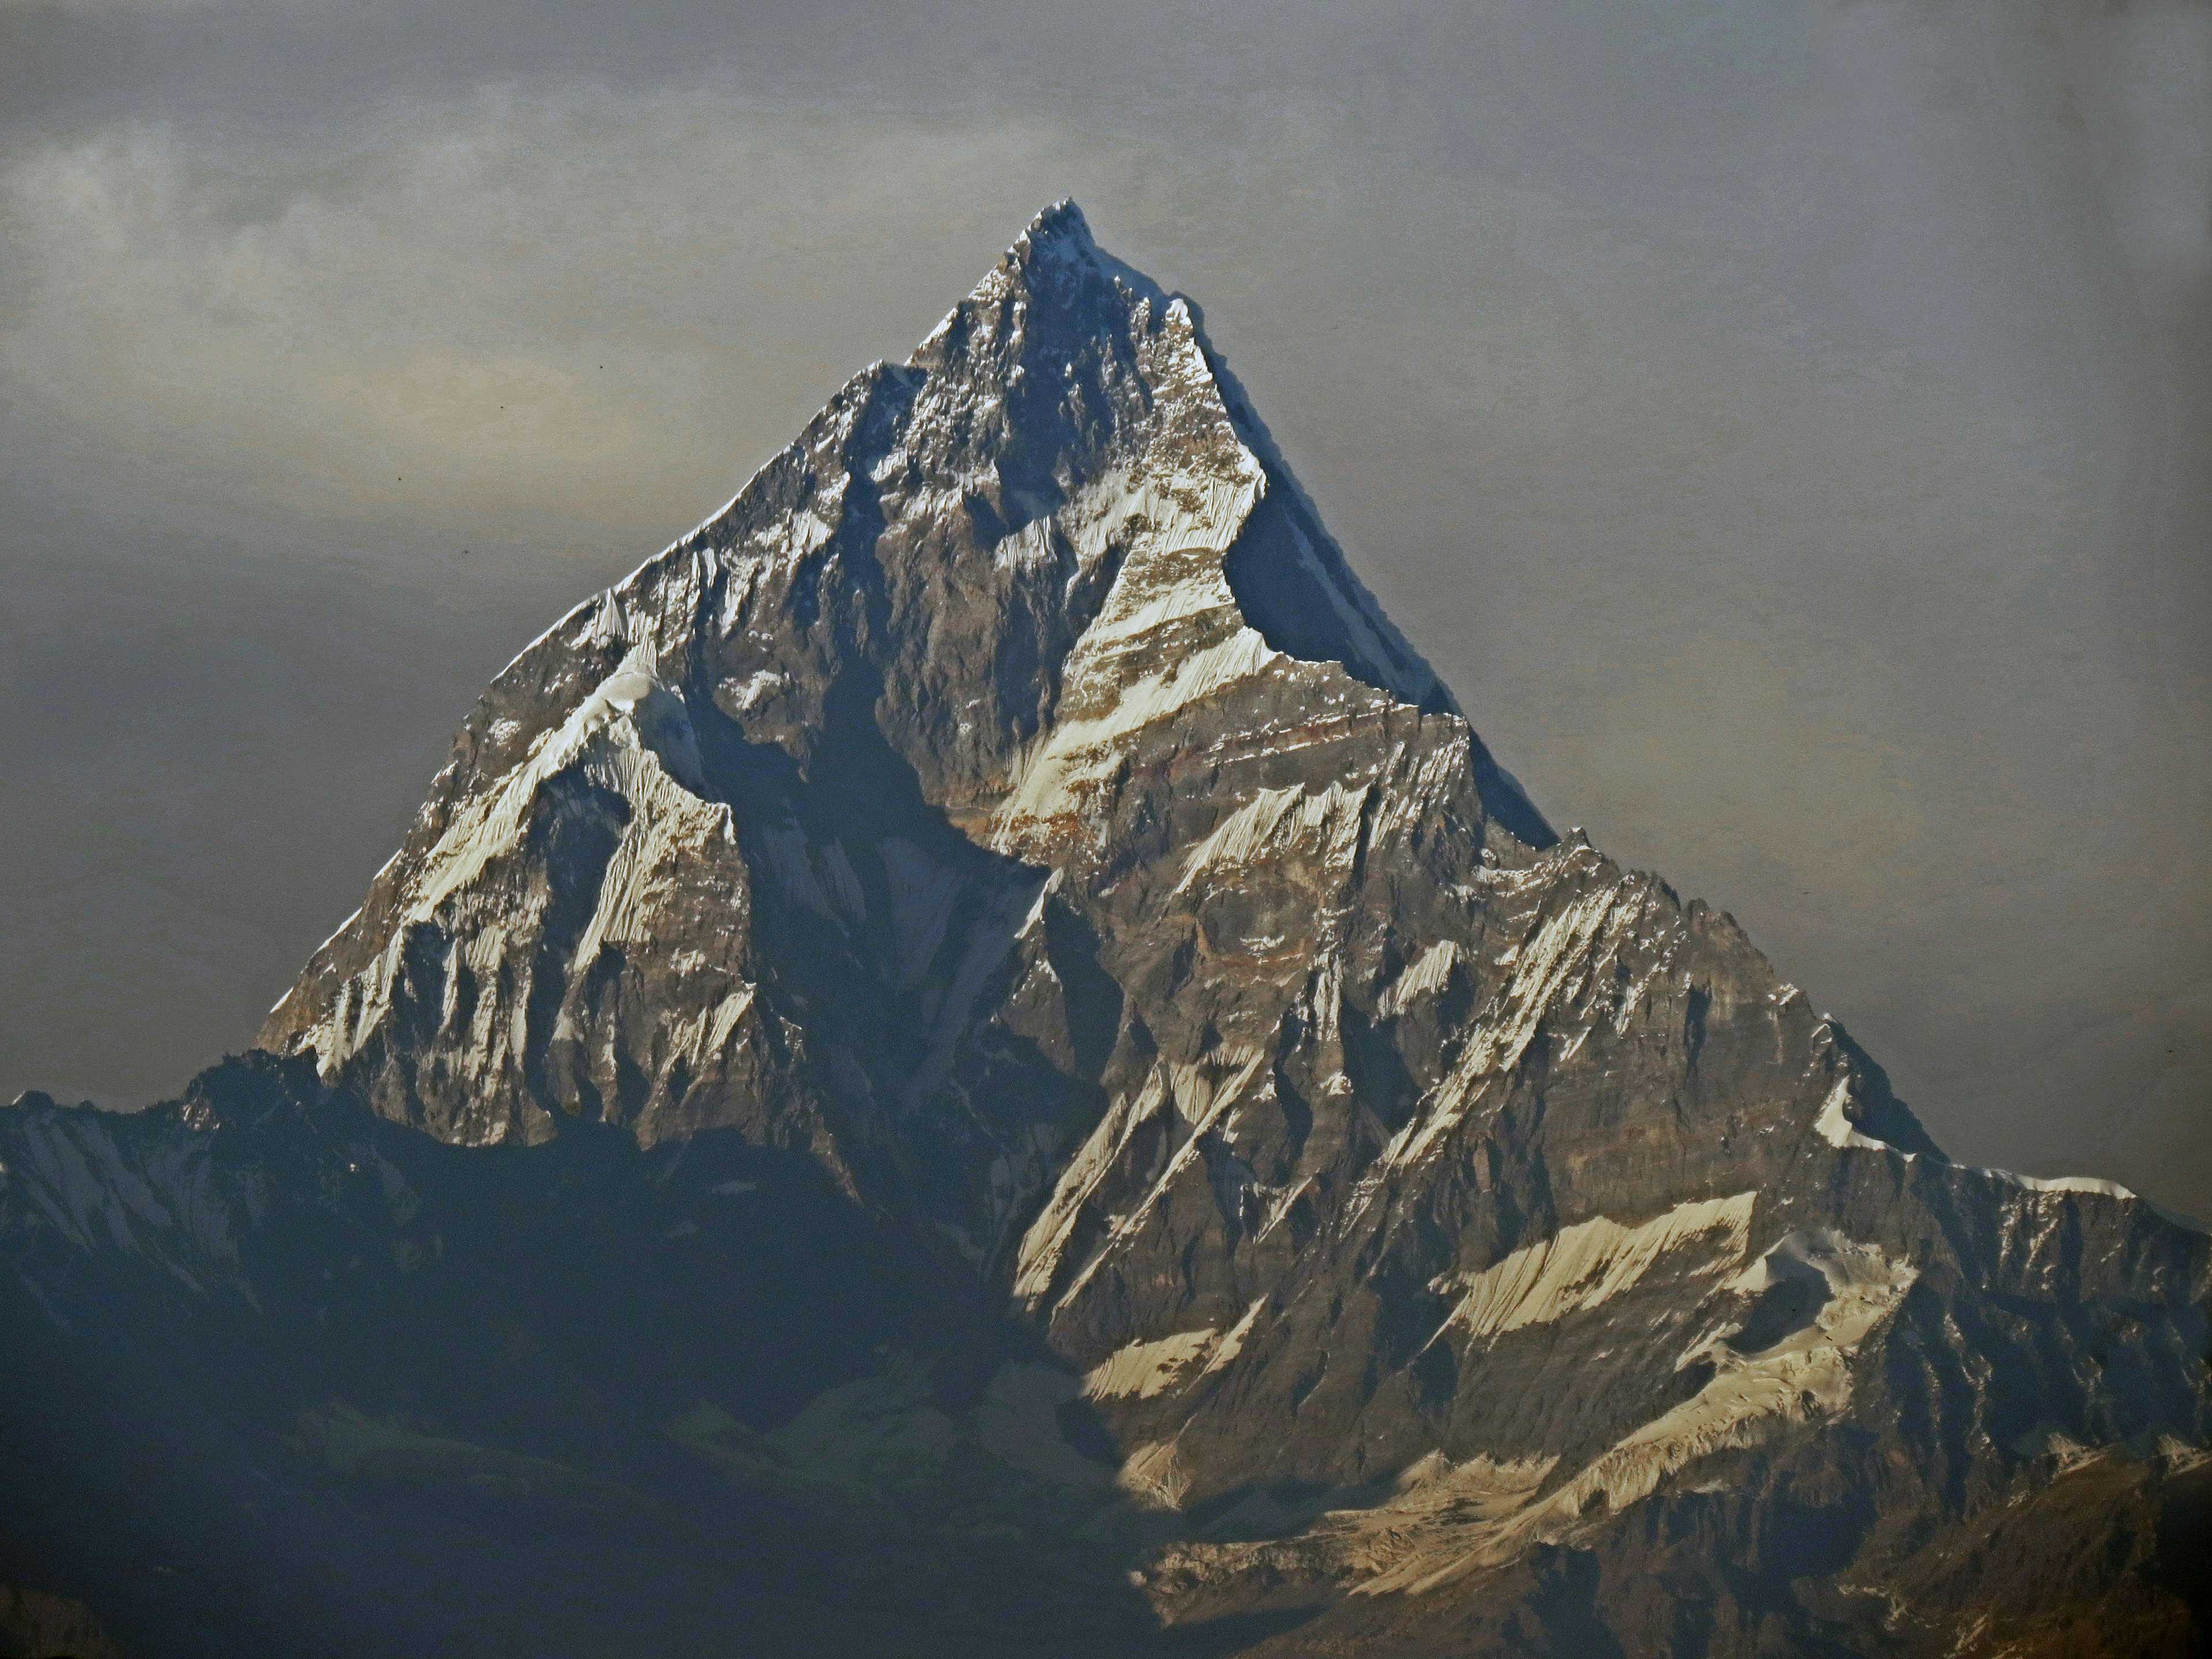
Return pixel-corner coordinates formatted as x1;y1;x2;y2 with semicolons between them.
3;203;2205;1657
2;1050;2203;1657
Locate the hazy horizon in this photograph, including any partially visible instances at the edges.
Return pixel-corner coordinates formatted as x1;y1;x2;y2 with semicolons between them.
3;0;2207;1213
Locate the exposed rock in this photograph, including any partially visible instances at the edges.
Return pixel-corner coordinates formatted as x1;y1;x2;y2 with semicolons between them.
3;203;2204;1657
0;1584;119;1659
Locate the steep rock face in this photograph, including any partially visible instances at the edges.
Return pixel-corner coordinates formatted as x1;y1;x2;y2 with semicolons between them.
13;203;2202;1656
259;202;1537;1272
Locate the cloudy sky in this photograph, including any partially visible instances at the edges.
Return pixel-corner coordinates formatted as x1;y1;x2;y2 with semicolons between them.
3;0;2208;1211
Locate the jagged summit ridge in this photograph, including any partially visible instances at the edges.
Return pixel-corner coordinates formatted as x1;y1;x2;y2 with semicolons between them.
990;196;1113;284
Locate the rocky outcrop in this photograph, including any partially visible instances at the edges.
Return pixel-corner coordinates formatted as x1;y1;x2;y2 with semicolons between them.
0;1584;119;1659
5;204;2204;1657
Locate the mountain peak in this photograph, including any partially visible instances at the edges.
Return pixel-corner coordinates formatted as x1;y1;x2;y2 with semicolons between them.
259;203;1548;1146
931;198;1175;358
20;205;2205;1659
1009;197;1094;265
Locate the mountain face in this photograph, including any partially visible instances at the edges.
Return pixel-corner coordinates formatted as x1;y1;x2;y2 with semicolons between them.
5;203;2209;1659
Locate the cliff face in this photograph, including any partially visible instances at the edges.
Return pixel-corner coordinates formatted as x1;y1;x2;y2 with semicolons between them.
6;204;2206;1658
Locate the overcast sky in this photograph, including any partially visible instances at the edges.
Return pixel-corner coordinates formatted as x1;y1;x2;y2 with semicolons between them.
3;0;2208;1213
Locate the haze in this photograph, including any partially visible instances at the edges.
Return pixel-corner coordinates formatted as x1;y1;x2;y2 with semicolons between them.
2;0;2207;1213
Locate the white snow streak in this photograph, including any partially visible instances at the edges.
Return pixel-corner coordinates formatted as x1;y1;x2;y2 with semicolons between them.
1428;1194;1759;1346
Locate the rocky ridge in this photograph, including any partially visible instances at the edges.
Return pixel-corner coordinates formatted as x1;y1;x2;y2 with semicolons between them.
5;203;2207;1658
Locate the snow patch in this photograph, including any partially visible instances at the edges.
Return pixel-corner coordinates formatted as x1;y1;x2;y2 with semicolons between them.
1013;1048;1270;1313
1202;1297;1267;1377
1388;882;1630;1169
1374;1228;1917;1596
726;669;790;714
1380;941;1464;1017
1977;1167;2137;1201
1429;1194;1758;1346
1083;1328;1220;1401
1813;1077;1891;1152
1116;1439;1194;1510
1173;782;1368;896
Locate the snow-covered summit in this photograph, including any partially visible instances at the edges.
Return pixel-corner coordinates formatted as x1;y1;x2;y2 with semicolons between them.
1005;196;1101;270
